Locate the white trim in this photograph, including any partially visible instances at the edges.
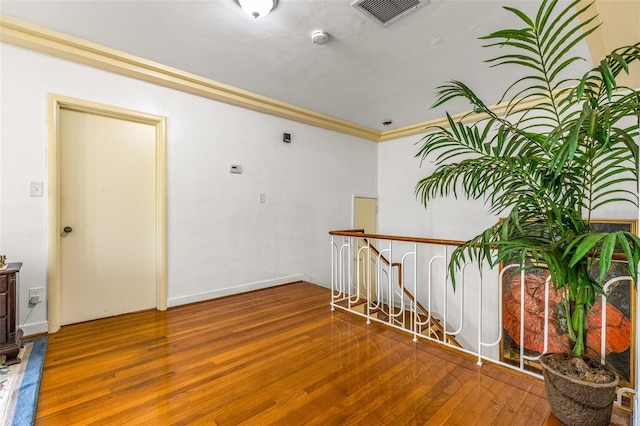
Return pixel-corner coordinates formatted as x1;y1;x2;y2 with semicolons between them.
21;321;48;337
301;274;327;288
167;274;305;307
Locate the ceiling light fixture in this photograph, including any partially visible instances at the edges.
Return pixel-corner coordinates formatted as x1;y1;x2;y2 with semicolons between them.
238;0;276;19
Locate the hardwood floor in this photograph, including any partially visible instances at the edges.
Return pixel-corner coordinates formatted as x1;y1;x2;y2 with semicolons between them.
33;282;619;425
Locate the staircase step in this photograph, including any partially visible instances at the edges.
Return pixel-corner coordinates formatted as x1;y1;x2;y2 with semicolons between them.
333;254;463;348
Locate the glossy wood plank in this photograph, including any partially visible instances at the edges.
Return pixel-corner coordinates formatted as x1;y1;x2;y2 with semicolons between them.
34;282;624;425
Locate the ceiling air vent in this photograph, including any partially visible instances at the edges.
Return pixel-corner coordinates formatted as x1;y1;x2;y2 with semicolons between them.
351;0;427;28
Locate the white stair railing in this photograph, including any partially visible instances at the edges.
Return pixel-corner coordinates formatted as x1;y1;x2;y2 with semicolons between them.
329;229;637;408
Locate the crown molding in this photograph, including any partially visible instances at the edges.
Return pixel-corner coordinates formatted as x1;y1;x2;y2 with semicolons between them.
378;93;553;142
0;15;380;141
0;14;592;144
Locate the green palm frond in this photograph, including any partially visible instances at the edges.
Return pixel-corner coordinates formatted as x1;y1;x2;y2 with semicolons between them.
573;43;640;101
415;0;640;356
480;0;600;128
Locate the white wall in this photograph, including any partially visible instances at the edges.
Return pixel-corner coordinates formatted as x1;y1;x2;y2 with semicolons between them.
0;43;378;334
378;134;498;240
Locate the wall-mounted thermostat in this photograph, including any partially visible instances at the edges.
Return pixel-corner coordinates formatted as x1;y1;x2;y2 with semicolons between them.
230;164;242;174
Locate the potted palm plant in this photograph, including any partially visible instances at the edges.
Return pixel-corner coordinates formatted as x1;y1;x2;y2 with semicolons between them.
414;0;640;424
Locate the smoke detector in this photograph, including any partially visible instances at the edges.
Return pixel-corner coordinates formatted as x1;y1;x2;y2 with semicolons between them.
352;0;427;27
311;30;329;45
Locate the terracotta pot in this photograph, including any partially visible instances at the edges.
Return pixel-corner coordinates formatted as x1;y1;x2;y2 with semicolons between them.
540;353;619;426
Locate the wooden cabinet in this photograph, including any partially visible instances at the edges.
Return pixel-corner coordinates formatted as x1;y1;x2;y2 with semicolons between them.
0;263;23;365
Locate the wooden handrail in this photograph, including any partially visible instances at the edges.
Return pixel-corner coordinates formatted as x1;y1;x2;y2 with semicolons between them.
333;229;630;262
331;228;365;234
330;230;465;247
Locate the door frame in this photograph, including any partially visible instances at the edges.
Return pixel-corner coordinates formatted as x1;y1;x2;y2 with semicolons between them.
46;94;168;333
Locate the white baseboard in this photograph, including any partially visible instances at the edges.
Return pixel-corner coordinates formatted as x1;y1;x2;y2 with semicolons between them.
301;274;328;287
167;274;305;307
22;321;48;337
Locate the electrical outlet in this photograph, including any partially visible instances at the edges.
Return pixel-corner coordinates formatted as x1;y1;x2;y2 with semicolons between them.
28;287;43;305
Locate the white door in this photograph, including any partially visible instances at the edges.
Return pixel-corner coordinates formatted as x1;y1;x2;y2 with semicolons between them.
354;197;378;301
59;108;157;325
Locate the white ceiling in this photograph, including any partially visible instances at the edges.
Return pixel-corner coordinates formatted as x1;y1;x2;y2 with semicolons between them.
0;0;596;132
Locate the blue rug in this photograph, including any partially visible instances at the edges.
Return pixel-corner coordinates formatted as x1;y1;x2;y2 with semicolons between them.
0;337;47;426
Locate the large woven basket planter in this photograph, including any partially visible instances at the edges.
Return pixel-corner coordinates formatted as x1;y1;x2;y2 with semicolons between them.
540;353;619;426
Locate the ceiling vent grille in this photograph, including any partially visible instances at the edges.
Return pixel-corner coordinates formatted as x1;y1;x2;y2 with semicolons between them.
352;0;426;27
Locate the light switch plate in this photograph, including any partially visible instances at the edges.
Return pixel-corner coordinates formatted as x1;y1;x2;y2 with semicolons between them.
29;182;44;197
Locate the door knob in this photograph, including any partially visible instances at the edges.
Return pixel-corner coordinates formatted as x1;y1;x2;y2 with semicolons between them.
63;226;73;233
